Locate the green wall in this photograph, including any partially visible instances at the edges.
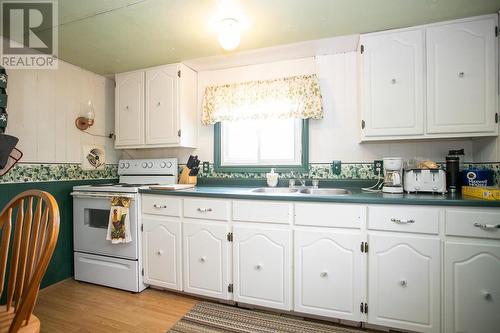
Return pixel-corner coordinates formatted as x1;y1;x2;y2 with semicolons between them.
0;179;116;289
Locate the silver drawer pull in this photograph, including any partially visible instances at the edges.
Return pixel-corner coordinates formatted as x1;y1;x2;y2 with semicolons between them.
391;218;415;224
153;204;167;209
197;208;213;213
199;257;206;263
320;271;328;278
473;222;500;229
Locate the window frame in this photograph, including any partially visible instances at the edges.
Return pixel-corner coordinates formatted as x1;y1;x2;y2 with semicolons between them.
214;119;309;173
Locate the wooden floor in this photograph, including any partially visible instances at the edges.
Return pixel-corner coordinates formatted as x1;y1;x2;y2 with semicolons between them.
33;279;199;333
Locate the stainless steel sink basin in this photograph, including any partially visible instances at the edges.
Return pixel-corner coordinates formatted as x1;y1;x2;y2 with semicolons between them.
299;188;351;196
251;187;299;194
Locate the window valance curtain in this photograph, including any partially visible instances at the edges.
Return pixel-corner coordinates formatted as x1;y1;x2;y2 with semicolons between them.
201;74;323;125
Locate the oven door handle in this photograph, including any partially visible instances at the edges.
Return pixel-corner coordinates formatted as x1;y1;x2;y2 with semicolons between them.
71;192;136;200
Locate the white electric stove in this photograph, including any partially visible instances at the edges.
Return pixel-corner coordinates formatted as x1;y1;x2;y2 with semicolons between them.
71;158;178;292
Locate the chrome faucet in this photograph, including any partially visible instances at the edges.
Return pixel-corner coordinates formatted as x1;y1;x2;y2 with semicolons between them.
291;171;306;187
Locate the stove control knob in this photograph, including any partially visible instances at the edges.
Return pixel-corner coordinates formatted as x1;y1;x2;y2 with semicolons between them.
119;163;125;169
125;163;130;169
166;161;172;168
160;162;166;168
142;162;148;168
147;162;153;168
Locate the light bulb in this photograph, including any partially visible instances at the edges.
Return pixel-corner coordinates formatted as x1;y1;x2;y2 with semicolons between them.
218;18;240;51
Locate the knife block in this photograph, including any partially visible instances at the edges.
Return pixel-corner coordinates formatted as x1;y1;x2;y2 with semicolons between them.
179;166;197;185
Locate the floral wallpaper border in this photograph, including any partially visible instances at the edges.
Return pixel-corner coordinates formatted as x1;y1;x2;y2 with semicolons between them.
0;163;118;184
2;162;499;185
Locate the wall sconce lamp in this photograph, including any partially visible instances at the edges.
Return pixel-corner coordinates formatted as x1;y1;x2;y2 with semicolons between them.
75;100;95;131
75;100;115;139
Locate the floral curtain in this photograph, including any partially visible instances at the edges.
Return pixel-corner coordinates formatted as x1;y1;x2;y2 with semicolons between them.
201;74;323;125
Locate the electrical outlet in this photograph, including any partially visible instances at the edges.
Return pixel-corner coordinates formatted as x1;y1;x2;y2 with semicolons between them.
374;160;384;176
331;160;342;175
202;161;210;173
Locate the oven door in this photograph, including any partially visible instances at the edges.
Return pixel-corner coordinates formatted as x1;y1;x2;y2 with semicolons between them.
72;192;138;260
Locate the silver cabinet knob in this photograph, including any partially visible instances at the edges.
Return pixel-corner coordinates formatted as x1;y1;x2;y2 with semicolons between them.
255;264;262;270
391;78;397;84
153;204;167;209
320;271;328;277
125;105;129;110
482;290;492;301
399;280;407;287
157;101;161;106
458;72;465;78
157;250;163;255
199;257;206;263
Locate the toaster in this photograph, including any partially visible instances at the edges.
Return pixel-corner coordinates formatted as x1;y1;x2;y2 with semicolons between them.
404;169;447;194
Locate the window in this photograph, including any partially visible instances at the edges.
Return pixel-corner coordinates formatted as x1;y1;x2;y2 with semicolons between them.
203;74;323;172
214;119;308;172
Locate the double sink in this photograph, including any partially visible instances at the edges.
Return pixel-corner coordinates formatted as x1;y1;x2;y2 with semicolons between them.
251;187;351;196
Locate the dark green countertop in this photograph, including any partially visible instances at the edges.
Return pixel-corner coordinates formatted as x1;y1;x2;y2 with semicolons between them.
140;186;500;208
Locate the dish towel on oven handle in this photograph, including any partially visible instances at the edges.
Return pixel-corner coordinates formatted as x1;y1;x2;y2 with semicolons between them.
106;197;132;244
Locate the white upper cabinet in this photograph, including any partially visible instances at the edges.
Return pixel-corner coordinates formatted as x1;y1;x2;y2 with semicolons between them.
360;14;498;141
115;63;197;149
360;29;424;138
146;65;179;145
115;71;145;147
427;17;498;135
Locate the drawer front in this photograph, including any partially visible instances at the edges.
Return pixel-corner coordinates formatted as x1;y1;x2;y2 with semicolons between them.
446;209;500;239
233;200;291;224
368;205;439;234
142;195;181;217
295;203;364;228
184;198;230;221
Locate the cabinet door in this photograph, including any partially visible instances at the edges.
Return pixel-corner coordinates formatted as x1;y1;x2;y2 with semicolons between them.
183;221;231;300
368;234;440;333
145;65;179;145
444;242;500;333
361;29;424;138
142;216;182;290
294;229;364;321
115;71;144;146
426;17;497;134
233;225;292;310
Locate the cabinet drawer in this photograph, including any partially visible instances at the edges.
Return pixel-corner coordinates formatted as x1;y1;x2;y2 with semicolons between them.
445;208;500;240
142;195;181;217
368;205;439;234
295;203;364;228
233;200;291;224
184;198;230;221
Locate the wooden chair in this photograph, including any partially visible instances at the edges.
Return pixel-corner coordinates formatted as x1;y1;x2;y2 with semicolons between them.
0;190;60;333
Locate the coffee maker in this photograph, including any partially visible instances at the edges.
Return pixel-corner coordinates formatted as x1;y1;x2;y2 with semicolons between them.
383;157;404;194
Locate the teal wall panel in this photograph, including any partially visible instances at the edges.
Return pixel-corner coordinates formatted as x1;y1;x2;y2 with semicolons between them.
0;179;116;289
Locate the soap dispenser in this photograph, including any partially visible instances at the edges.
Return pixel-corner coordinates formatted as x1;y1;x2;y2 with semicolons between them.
266;168;279;187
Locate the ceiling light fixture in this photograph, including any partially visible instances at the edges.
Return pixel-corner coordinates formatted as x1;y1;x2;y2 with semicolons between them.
218;18;241;51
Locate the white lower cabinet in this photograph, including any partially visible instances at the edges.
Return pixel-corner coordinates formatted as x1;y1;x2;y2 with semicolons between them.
444;241;500;333
183;220;232;300
368;233;440;333
142;216;182;290
294;229;364;321
233;225;292;310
